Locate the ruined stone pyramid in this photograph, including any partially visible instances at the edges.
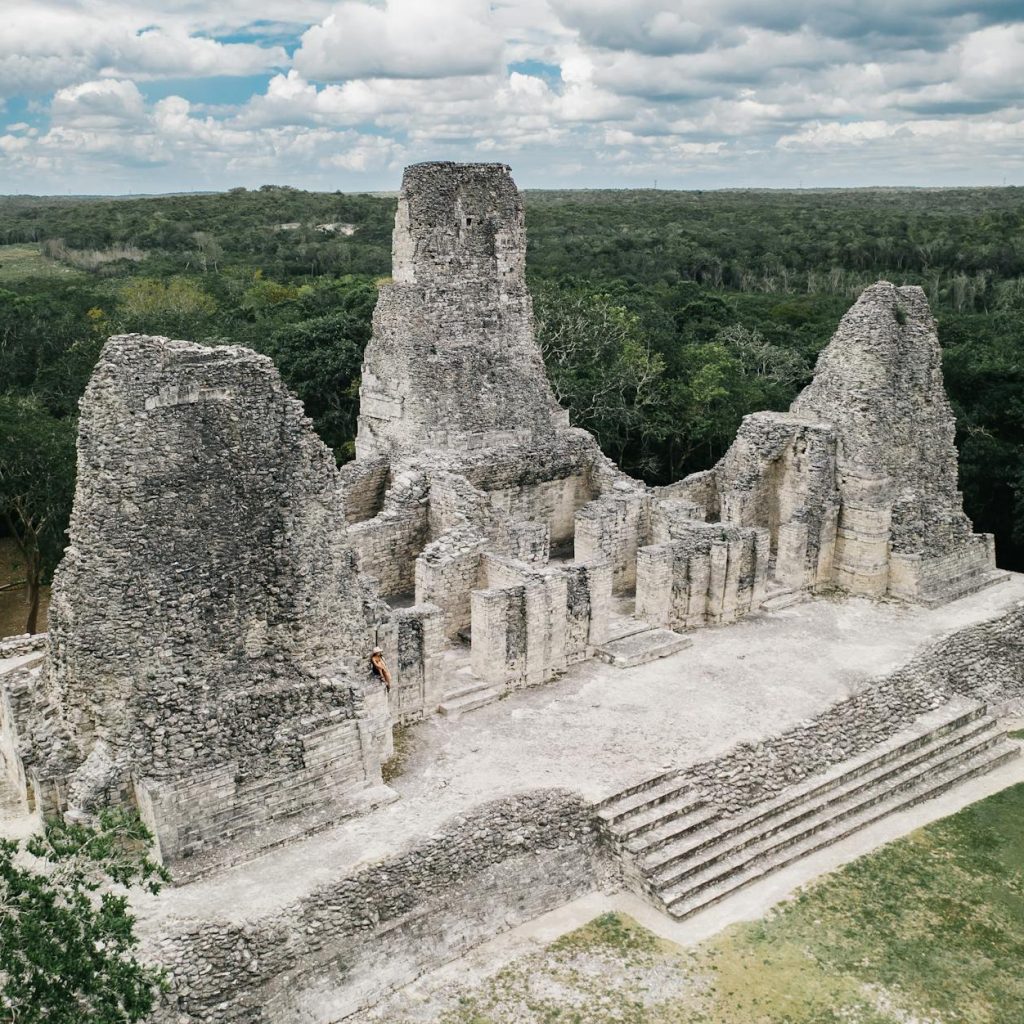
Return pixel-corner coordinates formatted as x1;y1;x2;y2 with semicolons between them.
356;162;570;457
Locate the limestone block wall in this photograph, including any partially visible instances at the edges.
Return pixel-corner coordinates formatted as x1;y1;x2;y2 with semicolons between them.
356;163;569;457
0;668;36;807
0;633;47;659
656;470;718;521
0;658;78;818
434;432;615;548
146;791;607;1024
713;412;840;591
673;598;1024;815
567;561;612;656
338;455;391;524
477;559;566;688
650;499;704;542
374;604;444;723
471;587;528;686
890;597;1024;710
488;474;595;546
426;470;500;540
137;710;370;865
347;497;429;600
661;283;997;605
830;468;894;597
636;524;769;630
507;521;551;563
575;491;651;593
792;283;972;559
38;334;389;867
889;534;998;606
471;557;611;687
415;527;488;639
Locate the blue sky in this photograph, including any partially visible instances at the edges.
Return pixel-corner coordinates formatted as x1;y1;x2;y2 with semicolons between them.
1;1;1022;194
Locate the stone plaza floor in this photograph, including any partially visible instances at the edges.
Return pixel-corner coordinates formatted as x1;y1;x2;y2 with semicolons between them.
126;571;1024;928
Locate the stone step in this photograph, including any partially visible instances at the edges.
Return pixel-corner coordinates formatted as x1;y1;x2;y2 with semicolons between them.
595;629;692;668
604;617;658;643
595;773;691;824
593;768;681;815
652;721;1002;894
918;568;1010;608
646;703;991;883
607;790;707;841
440;678;490;702
662;740;1019;920
641;697;984;875
623;804;722;854
437;684;505;716
760;588;808;611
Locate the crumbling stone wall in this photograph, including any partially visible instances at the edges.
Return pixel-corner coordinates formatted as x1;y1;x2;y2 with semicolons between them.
373;603;444;724
674;599;1024;814
636;523;769;630
793;283;969;556
713;412;839;590
146;791;607;1023
338;455;391;524
575;491;652;593
894;598;1024;710
40;335;390;864
356;163;570;458
791;282;997;600
415;526;488;639
347;470;429;599
669;282;1001;605
471;555;610;688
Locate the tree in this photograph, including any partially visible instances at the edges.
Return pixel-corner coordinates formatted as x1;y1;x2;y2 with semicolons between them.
0;808;169;1023
0;397;76;634
116;277;217;338
262;308;370;460
534;284;668;477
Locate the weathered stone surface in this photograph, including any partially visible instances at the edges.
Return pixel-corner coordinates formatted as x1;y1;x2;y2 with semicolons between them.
665;281;1002;604
41;335;389;861
636;522;770;629
356;162;569;458
348;162;632;695
146;790;607;1023
792;283;968;556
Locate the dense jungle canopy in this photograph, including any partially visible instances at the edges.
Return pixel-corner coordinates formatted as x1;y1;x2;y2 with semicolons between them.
0;184;1021;633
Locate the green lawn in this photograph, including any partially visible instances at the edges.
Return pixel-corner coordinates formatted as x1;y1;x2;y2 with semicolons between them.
0;243;81;282
414;782;1024;1024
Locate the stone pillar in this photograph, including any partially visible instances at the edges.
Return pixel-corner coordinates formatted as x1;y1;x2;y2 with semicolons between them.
636;546;673;629
574;492;649;594
752;529;771;607
832;470;893;597
775;521;810;590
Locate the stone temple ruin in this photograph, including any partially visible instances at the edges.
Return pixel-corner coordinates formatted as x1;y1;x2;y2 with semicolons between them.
1;162;1023;1022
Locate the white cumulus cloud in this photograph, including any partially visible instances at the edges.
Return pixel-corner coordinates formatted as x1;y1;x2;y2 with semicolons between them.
293;0;504;81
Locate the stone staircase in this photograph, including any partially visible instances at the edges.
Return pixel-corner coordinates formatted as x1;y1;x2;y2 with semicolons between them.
438;681;504;716
759;579;809;612
918;564;1010;608
594;614;692;668
596;698;1018;920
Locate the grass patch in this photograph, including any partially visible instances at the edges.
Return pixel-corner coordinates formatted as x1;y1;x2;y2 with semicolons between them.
0;243;81;283
1008;729;1024;741
382;783;1024;1024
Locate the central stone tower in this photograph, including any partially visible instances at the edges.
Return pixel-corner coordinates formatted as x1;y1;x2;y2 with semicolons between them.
356;162;569;457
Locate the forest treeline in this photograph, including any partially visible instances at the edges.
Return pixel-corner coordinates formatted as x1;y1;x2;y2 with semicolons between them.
0;184;1022;631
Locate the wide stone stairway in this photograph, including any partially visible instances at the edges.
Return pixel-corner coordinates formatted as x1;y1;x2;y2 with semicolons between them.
596;698;1019;920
